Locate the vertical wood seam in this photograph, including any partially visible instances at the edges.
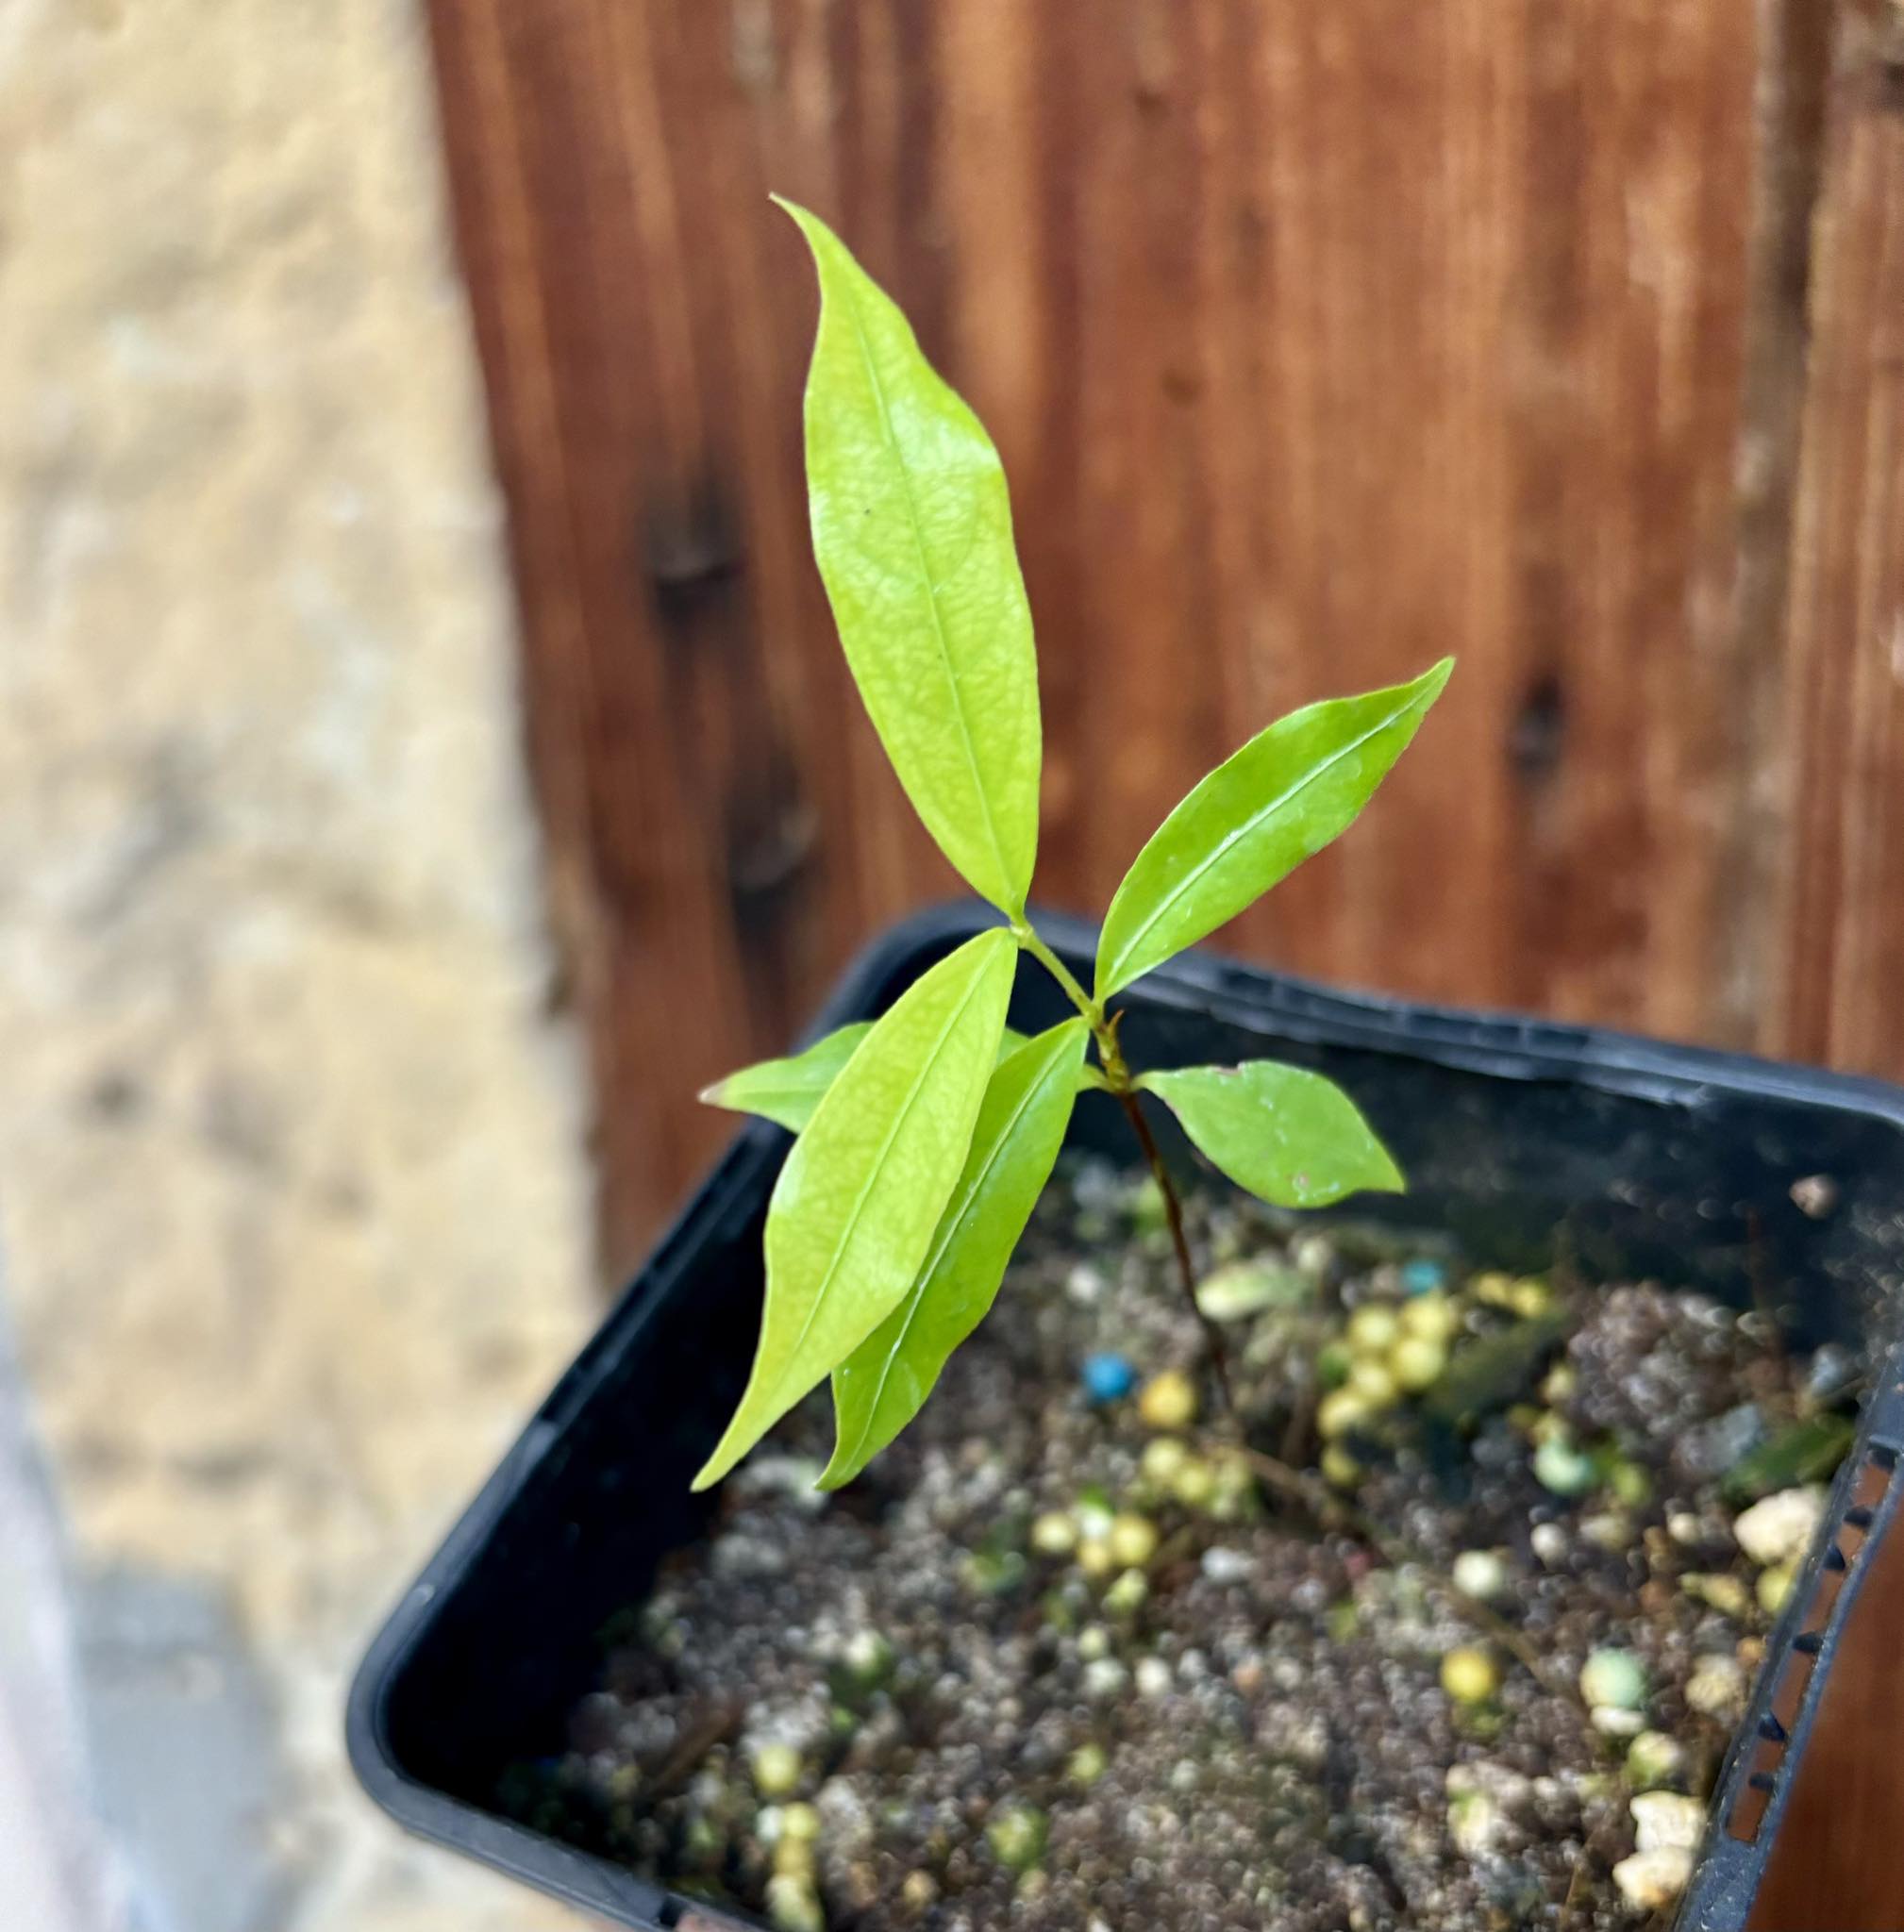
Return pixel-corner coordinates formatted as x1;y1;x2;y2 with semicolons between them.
1715;0;1837;1052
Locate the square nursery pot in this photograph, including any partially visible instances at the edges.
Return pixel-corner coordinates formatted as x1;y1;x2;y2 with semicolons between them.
349;904;1904;1932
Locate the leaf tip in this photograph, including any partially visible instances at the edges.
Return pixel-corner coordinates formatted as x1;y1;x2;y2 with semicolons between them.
1366;1146;1408;1195
769;193;832;254
821;1397;874;1491
691;1424;754;1491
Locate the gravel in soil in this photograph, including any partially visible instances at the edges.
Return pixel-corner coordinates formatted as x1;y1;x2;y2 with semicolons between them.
502;1159;1862;1931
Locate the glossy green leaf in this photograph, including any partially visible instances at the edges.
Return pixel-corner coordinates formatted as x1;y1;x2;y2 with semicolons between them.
778;199;1042;914
703;1024;1040;1135
692;930;1015;1490
1137;1061;1403;1208
699;1023;874;1133
822;1019;1088;1488
1094;659;1452;998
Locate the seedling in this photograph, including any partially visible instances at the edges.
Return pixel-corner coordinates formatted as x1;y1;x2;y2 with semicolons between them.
693;201;1449;1492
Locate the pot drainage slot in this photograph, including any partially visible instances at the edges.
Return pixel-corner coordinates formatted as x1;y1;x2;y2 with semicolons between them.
1725;1445;1897;1843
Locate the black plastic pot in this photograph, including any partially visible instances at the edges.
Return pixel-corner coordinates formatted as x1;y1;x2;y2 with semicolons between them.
349;904;1904;1932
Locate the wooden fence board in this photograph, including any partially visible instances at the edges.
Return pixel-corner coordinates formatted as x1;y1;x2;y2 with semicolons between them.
422;0;1874;1265
428;1;1904;1918
1773;10;1904;1075
1749;23;1904;1914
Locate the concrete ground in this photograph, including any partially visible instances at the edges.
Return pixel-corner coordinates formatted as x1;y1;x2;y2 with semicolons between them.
0;1293;126;1932
0;3;601;1927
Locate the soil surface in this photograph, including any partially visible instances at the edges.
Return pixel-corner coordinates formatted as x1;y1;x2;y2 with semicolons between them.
505;1159;1862;1931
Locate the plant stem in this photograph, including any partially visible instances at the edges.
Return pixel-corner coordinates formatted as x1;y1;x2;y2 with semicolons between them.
1010;917;1234;1417
1010;918;1098;1023
1010;927;1573;1707
1112;1086;1237;1416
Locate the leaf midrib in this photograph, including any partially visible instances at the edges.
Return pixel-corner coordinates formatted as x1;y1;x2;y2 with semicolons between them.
833;1040;1067;1474
778;958;1000;1382
836;278;1016;909
1103;690;1428;991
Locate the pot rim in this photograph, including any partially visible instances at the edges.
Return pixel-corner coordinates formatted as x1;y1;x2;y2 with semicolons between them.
348;900;1904;1932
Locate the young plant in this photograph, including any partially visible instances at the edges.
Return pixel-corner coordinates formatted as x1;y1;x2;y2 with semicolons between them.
693;200;1450;1493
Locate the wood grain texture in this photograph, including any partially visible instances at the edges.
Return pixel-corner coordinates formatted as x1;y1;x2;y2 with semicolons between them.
1749;19;1904;1917
426;0;1904;1918
1773;5;1904;1075
424;0;1824;1263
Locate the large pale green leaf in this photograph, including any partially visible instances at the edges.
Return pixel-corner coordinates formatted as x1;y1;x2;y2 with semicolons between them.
692;930;1014;1490
1094;659;1452;998
1137;1061;1403;1208
699;1023;874;1133
778;199;1042;915
821;1019;1088;1488
703;1024;1041;1136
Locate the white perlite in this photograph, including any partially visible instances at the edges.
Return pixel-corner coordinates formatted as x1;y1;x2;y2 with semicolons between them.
1630;1791;1705;1855
1450;1548;1510;1603
0;5;594;1930
1445;1762;1531;1860
1613;1847;1694;1911
1134;1656;1173;1699
1684;1653;1748;1720
1618;1794;1705;1912
1199;1546;1254;1585
1732;1486;1827;1569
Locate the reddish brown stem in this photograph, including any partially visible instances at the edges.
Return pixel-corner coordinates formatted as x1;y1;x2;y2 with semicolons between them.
1008;922;1234;1420
1112;1085;1236;1419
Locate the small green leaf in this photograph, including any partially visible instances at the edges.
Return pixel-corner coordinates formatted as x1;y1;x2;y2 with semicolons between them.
692;929;1015;1490
1720;1413;1856;1507
1194;1257;1312;1322
821;1018;1088;1488
1425;1310;1570;1427
1137;1061;1403;1208
702;1024;1038;1135
777;199;1042;914
1094;659;1452;998
699;1023;874;1133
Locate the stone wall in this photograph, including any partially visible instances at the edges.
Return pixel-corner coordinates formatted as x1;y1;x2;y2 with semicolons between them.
0;3;595;1927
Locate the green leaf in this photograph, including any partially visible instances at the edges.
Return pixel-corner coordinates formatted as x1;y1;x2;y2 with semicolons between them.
777;199;1042;914
699;1023;874;1133
1425;1310;1570;1427
692;930;1015;1490
702;1024;1038;1135
1094;659;1452;998
1137;1061;1403;1208
1720;1414;1856;1507
821;1019;1088;1488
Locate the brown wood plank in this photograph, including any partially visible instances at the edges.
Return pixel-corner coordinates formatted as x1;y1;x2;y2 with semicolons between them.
426;0;1904;1918
1750;34;1904;1911
1772;7;1904;1074
426;0;1804;1273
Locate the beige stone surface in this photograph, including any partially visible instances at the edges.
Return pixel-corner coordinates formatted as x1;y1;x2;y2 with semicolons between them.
0;2;595;1926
